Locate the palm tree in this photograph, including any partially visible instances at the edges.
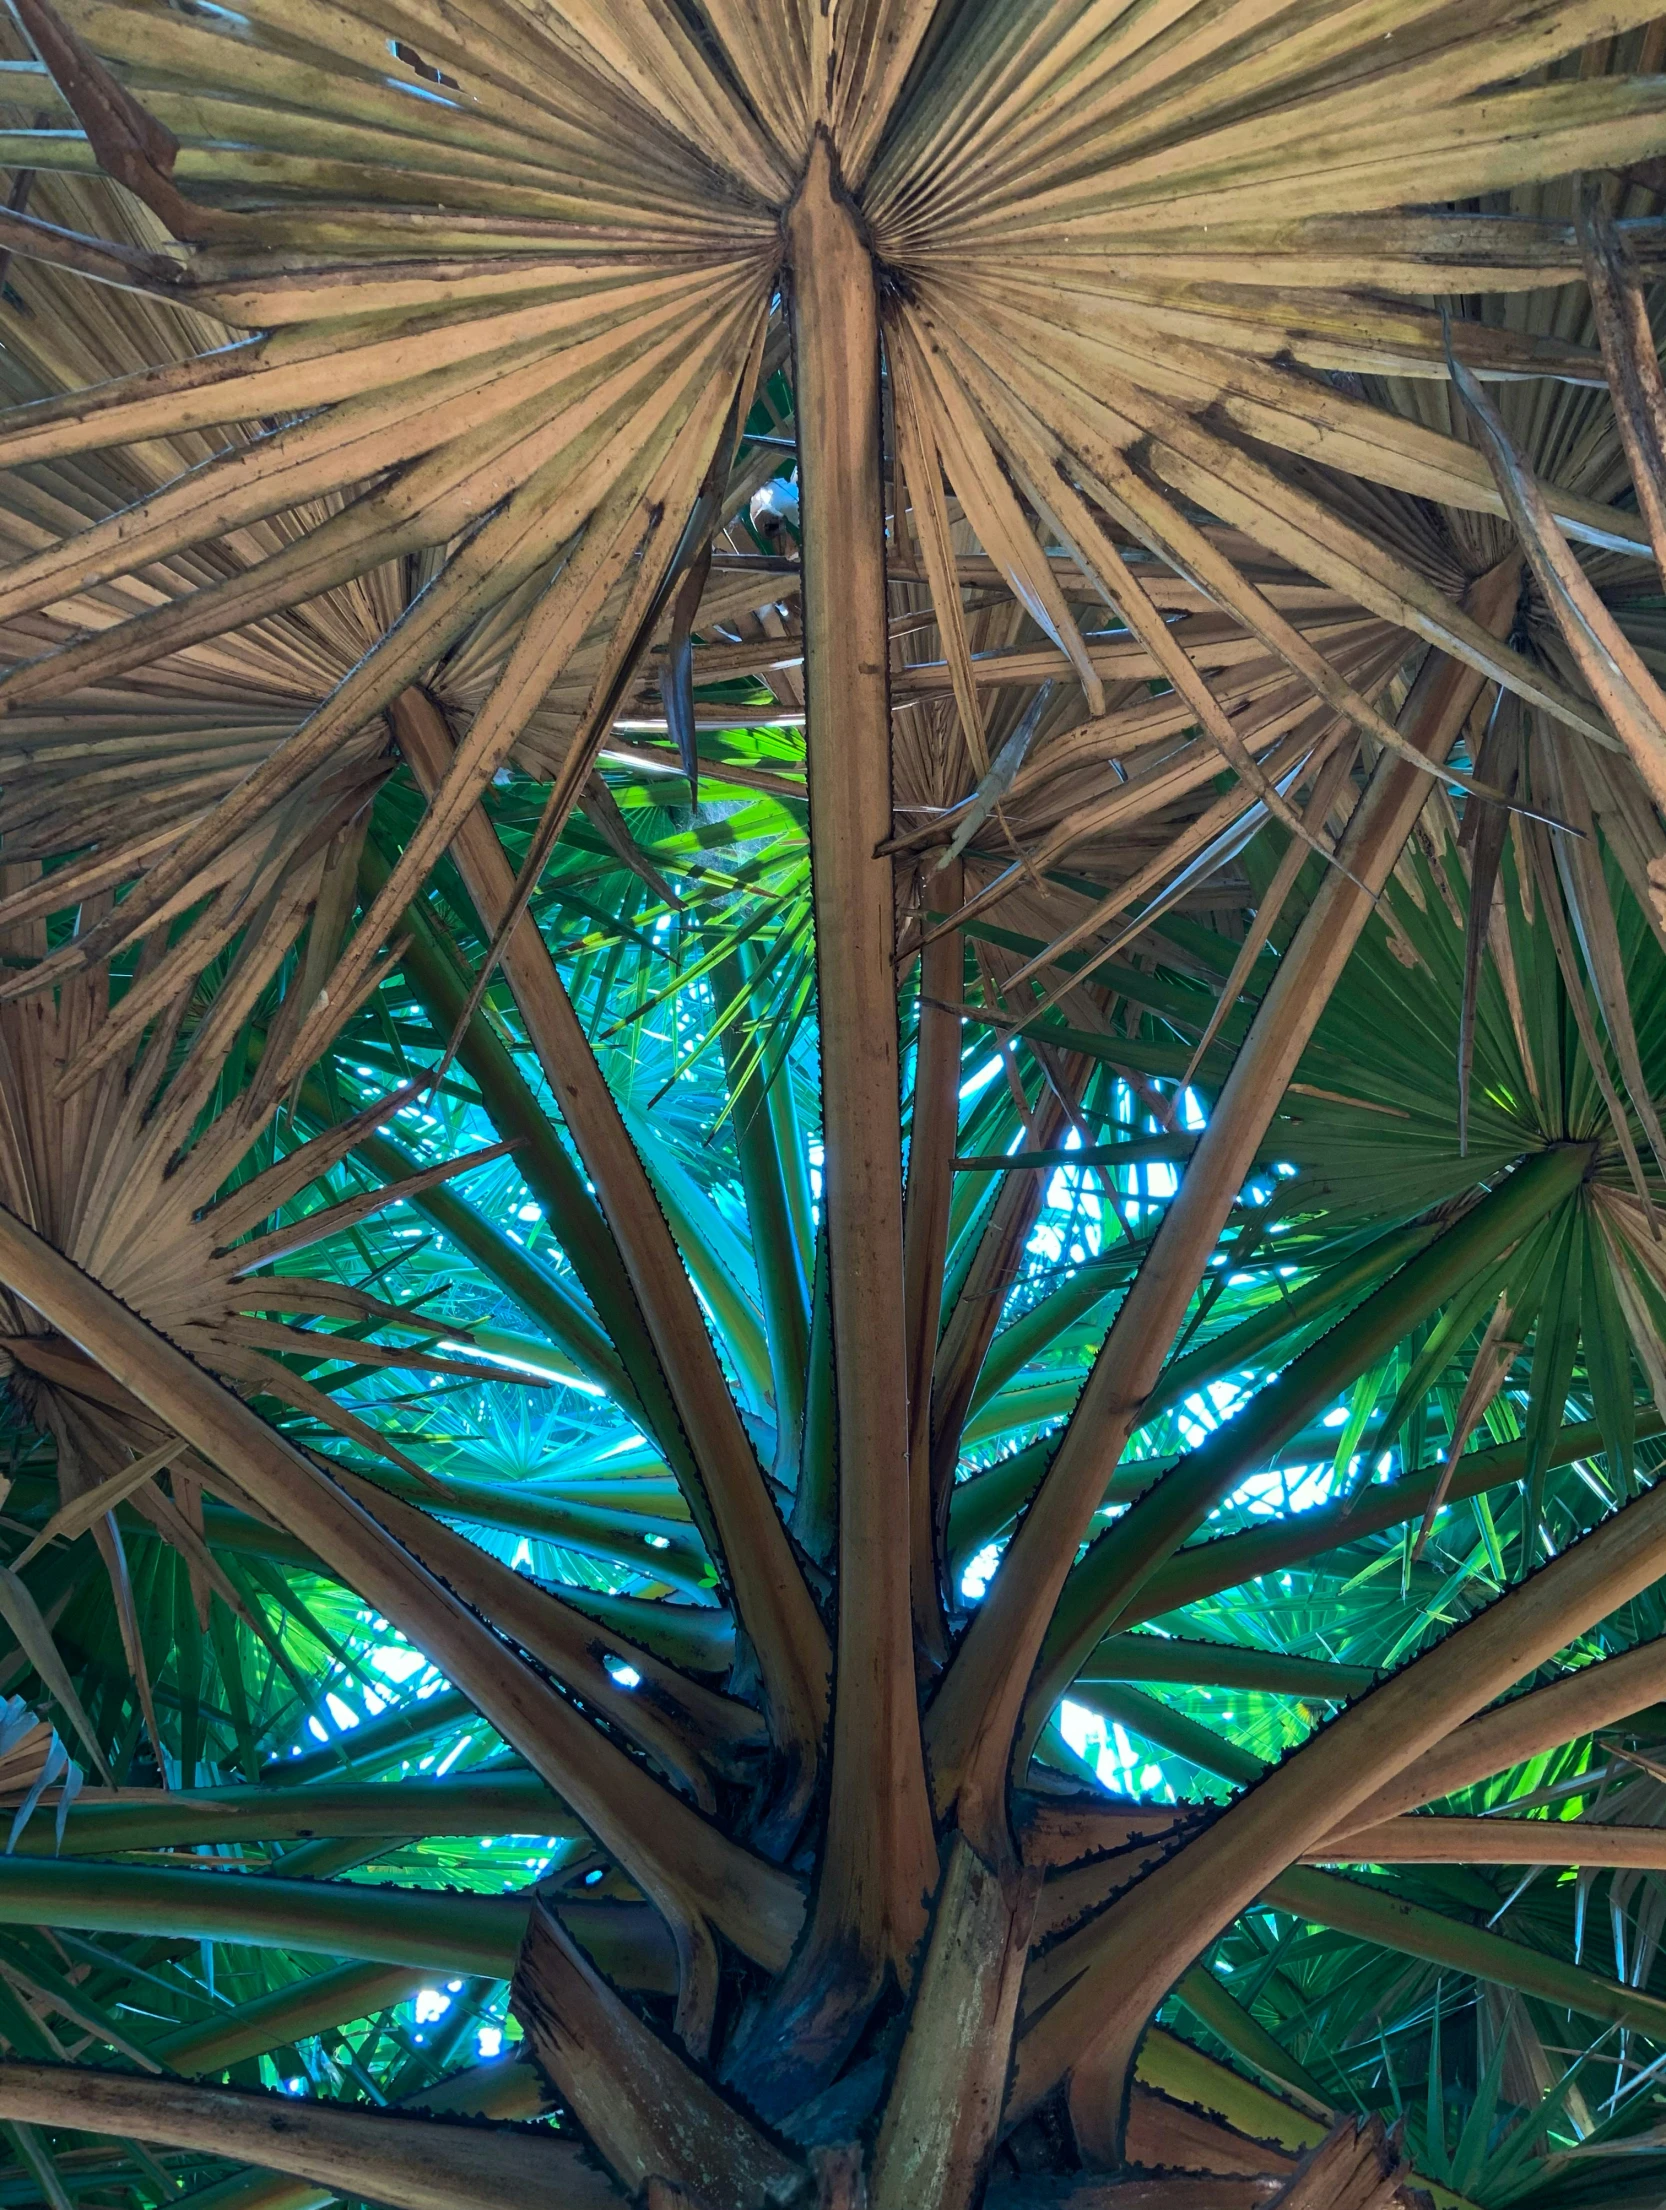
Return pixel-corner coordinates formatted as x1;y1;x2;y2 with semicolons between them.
0;0;1662;2204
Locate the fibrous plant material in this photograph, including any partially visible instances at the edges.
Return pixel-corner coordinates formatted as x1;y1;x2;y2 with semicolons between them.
0;5;1658;2210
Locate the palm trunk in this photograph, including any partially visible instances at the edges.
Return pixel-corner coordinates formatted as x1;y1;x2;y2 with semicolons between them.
869;1838;1037;2210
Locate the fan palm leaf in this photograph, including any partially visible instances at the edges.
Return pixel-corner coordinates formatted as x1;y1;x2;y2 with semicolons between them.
0;5;1660;2209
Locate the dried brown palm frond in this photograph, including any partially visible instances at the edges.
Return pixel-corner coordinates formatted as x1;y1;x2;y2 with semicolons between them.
1258;163;1666;1225
0;849;547;1750
0;1692;80;1836
0;157;806;1038
0;5;1664;2208
0;0;1641;1049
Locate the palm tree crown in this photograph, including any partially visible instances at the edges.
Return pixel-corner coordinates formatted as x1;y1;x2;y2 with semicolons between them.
0;3;1662;2207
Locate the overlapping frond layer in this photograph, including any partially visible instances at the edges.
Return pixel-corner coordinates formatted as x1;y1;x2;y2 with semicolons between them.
0;3;1663;2208
0;0;1656;1039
